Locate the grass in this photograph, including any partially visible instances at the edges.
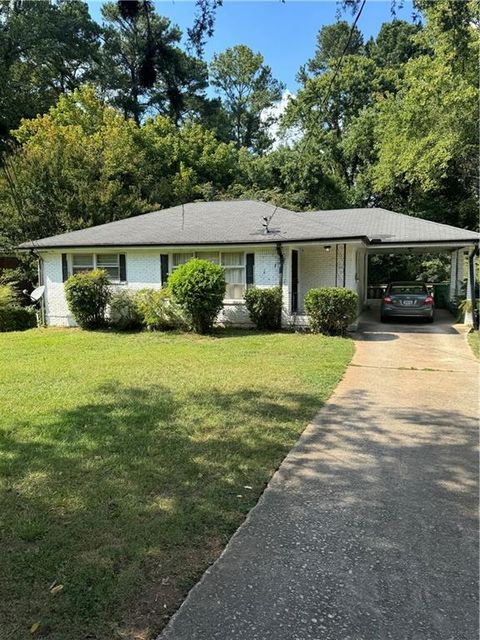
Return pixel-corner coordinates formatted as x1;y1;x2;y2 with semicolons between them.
0;328;353;640
467;329;479;359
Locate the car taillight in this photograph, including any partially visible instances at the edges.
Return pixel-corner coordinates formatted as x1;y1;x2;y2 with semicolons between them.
424;296;433;305
383;296;392;303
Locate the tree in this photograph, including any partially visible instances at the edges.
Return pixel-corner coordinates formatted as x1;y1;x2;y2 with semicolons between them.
100;1;209;125
305;21;364;76
0;85;242;250
372;2;479;229
0;0;101;145
366;20;424;69
0;86;150;248
210;44;284;152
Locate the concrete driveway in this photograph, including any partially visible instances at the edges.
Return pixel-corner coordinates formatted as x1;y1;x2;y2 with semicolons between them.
160;311;479;640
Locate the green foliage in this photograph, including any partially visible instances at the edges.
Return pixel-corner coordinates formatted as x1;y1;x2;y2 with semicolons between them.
64;269;111;329
304;287;358;336
0;0;478;253
467;329;479;359
0;0;100;145
100;1;210;125
0;284;36;332
0;283;16;309
108;289;142;331
134;288;188;331
244;286;283;330
305;21;364;76
210;44;285;152
368;253;450;285
0;86;241;246
373;54;478;195
168;259;226;333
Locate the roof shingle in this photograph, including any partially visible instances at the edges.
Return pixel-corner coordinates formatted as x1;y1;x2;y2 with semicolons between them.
18;200;479;249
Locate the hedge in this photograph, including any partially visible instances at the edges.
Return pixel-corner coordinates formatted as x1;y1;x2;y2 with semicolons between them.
304;287;358;336
168;259;226;333
244;286;282;330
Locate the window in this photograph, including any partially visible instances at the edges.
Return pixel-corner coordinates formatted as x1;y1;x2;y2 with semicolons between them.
70;254;121;282
170;251;246;299
96;254;120;281
389;284;427;295
72;254;94;275
172;253;194;270
221;252;245;300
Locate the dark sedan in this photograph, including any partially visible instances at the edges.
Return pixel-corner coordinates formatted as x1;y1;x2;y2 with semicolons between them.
381;282;434;322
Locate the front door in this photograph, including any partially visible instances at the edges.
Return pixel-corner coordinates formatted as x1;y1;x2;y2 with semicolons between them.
291;250;299;313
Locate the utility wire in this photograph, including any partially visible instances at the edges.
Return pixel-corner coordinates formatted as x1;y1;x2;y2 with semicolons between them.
306;0;367;136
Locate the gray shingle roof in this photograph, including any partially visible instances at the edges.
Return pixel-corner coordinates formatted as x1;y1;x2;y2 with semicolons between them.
18;200;479;249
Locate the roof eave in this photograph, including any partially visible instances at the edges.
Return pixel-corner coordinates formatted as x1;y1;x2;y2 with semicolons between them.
17;235;368;251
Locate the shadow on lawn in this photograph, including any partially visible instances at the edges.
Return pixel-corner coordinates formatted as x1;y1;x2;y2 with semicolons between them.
0;382;323;640
3;383;477;640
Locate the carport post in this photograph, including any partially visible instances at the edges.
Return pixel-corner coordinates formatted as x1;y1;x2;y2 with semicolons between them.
468;244;479;330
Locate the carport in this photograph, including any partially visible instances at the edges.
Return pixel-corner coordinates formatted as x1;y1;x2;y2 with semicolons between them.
281;207;479;327
364;243;474;314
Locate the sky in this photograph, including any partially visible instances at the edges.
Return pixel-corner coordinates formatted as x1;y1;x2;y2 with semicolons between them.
87;0;416;93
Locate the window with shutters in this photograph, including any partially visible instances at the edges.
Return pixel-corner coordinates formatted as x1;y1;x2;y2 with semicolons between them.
71;254;121;282
170;251;246;299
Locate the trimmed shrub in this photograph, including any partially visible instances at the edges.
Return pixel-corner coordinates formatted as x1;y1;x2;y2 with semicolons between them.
109;289;142;331
64;269;111;329
0;284;37;331
168;259;226;334
135;288;188;331
244;286;283;330
304;287;358;336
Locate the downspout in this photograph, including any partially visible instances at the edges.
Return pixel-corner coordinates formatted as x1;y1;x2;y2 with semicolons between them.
468;244;479;330
276;242;284;288
30;249;45;326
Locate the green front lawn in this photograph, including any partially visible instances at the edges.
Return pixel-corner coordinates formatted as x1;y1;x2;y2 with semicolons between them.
0;328;353;640
467;329;479;359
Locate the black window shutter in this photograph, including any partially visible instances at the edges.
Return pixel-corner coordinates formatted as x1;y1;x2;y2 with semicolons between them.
119;254;126;281
160;254;169;286
62;254;68;282
246;253;254;287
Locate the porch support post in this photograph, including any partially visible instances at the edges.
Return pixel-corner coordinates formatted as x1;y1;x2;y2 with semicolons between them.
466;245;479;329
449;249;464;301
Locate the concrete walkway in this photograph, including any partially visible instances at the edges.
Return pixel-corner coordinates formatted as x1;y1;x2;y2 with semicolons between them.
160;311;479;640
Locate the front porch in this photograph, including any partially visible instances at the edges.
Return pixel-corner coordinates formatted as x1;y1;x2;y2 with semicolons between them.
280;240;478;328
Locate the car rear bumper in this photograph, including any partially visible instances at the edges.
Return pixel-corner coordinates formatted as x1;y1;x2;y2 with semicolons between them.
382;305;434;318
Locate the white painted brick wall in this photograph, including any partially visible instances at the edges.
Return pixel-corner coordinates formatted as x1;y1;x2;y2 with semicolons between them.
297;244;359;311
254;247;281;287
43;253;72;326
41;245;362;326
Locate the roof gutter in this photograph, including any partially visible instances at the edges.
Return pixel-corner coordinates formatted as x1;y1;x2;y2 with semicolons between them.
17;235;368;251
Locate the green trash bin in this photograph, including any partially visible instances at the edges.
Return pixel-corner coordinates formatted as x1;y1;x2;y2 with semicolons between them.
433;283;449;309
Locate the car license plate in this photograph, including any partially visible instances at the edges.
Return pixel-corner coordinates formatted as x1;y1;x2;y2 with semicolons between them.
403;300;414;306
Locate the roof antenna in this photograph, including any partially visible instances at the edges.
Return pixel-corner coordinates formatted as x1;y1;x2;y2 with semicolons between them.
262;206;278;235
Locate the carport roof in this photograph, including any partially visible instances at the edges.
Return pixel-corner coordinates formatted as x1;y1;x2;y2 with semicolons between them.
18;200;479;249
308;207;479;246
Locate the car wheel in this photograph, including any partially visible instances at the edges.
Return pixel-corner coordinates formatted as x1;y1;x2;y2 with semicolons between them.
427;315;434;323
381;314;388;323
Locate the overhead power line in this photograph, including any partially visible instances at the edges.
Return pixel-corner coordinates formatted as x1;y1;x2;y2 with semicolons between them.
307;0;367;135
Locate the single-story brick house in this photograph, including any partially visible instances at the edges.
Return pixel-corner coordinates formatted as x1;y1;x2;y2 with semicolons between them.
19;200;479;327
